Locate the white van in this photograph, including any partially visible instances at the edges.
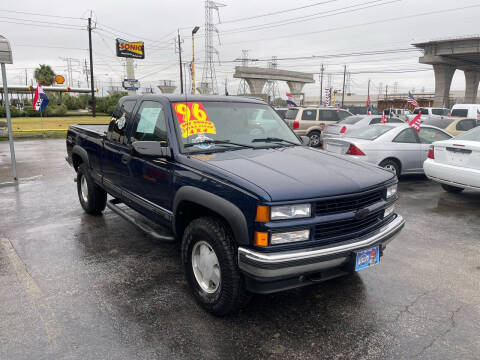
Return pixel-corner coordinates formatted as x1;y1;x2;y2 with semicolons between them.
450;104;480;118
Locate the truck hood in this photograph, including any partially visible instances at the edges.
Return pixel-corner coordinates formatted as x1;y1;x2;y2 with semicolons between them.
191;146;394;201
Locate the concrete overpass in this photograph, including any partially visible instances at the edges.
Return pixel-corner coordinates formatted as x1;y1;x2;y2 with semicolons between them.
414;37;480;106
233;66;314;102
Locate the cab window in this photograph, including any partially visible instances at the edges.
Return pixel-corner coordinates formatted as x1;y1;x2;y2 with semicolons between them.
131;101;168;144
418;127;451;144
301;109;317;120
108;99;136;144
393;128;419;143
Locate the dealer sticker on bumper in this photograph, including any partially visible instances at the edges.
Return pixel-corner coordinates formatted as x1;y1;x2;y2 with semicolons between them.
355;246;380;271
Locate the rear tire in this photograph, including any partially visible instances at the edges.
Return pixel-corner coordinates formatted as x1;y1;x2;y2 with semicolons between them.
308;130;321;148
379;159;400;176
77;163;107;215
441;184;464;193
181;216;250;316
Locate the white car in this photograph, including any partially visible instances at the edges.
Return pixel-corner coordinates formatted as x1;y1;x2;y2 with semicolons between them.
423;126;480;192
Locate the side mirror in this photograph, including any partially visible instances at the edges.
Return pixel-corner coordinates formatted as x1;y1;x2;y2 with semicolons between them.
299;135;310;146
132;141;171;158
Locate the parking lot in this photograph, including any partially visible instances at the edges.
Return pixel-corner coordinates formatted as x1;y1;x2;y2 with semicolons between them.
1;139;479;360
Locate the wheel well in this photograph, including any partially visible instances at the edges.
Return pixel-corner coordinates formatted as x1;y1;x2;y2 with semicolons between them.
379;157;401;173
175;201;231;240
72;153;83;172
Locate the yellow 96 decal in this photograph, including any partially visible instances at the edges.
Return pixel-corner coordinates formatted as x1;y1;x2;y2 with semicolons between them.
174;102;216;138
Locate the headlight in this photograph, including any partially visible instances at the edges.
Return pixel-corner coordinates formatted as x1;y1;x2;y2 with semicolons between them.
384;204;395;218
271;229;310;245
270;204;311;220
386;184;397;198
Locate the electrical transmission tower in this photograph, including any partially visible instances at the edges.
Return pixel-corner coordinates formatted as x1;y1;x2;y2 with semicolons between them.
236;50;250;95
264;56;280;103
60;57;80;87
201;0;225;95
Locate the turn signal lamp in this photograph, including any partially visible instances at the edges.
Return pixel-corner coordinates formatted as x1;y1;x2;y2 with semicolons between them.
256;205;270;222
427;145;435;159
254;232;269;247
346;144;365;156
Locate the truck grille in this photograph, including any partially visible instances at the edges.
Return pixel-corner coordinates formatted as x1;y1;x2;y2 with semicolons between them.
315;188;384;215
314;210;387;245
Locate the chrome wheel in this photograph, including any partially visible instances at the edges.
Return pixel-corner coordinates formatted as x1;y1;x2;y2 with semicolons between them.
80;175;88;203
309;133;320;147
191;241;221;293
383;164;397;175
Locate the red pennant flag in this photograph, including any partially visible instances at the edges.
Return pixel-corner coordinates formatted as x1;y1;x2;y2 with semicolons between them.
409;112;421;132
380;112;387;124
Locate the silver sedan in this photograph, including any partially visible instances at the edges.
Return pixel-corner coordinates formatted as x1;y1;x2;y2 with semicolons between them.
323;124;452;175
322;115;405;142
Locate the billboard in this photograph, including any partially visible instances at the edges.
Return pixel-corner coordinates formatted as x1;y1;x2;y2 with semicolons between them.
116;39;145;59
123;78;140;91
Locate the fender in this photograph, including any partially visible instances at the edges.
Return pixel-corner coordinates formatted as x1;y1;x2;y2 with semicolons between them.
72;145;90;170
173;186;250;245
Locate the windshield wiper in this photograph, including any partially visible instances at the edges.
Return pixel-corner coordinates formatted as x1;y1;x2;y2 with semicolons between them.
184;139;255;149
251;137;299;146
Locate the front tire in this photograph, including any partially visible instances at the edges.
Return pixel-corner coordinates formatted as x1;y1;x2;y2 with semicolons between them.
379;159;400;176
77;163;107;215
441;183;464;193
308;130;321;148
181;217;249;316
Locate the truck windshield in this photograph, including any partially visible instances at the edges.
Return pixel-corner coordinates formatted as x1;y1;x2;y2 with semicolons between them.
171;101;301;152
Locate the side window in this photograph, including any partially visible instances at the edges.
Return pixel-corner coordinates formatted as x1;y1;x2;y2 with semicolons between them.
393;128;419;143
108;99;136;144
418;127;451;144
369;118;382;125
338;111;350;120
131;101;168;144
301;109;317;120
456;119;476;131
318;110;337;121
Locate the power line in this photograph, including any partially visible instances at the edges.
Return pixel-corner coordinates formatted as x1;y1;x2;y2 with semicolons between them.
0;9;86;20
220;0;339;24
0;20;84;30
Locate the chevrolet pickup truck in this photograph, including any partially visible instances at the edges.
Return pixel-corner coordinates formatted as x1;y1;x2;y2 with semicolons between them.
66;95;404;315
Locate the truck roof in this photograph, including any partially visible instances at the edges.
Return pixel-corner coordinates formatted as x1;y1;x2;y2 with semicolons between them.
119;94;267;104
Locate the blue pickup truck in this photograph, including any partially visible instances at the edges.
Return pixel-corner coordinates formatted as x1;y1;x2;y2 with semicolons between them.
66;95;404;315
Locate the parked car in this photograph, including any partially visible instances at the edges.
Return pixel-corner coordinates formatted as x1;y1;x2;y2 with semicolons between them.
421;117;480;137
323;124;452;175
66;95;404;315
383;108;411;116
322;115;405;141
285;106;353;147
424;126;480;193
450;104;480;118
406;107;450;122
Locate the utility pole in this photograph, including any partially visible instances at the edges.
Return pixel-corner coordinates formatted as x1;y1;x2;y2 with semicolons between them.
367;79;370;106
191;26;199;94
385;84;388;100
341;65;346;107
319;64;324;105
88;16;96;117
178;30;183;94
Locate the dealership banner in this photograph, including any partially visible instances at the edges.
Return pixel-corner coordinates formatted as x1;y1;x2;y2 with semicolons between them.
116;39;145;59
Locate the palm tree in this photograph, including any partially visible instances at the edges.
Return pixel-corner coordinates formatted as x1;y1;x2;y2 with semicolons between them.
34;64;56;86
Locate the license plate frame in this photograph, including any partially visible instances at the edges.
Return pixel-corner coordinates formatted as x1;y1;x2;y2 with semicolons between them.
354;245;380;272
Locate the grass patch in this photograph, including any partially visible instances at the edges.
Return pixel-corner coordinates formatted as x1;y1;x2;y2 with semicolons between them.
0;116;111;139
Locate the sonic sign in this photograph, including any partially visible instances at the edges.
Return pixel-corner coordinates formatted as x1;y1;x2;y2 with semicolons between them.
116;38;145;59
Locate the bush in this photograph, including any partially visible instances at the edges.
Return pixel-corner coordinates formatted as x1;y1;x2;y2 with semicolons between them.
64;95;81;110
24;107;41;117
0;105;21;117
54;104;67;116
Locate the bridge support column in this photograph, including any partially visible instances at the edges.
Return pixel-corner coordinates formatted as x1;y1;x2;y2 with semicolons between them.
287;81;306;104
245;78;266;95
433;64;456;107
464;70;480;103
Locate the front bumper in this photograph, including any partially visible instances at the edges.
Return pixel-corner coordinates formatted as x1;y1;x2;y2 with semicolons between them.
238;214;405;293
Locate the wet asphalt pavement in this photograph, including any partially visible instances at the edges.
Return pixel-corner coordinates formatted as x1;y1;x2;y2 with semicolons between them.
0;139;479;360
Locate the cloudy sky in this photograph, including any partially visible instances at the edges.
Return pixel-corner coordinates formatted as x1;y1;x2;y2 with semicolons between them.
1;0;479;98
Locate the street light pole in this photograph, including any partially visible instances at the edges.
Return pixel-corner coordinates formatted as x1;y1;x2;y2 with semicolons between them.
191;26;200;95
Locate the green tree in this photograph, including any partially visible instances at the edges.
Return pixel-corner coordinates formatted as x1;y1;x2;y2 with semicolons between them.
34;64;56;86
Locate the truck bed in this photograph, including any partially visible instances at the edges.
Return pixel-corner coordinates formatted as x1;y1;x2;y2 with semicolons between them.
69;124;108;137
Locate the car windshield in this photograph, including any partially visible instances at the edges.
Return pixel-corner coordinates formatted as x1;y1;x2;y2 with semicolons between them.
422;118;454;129
453;126;480;141
171;101;301;153
347;125;395;140
339;116;363;125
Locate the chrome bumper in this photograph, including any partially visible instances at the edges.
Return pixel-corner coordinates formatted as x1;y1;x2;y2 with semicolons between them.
238;214;404;279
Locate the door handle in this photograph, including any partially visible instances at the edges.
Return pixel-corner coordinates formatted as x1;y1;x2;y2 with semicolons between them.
121;154;131;164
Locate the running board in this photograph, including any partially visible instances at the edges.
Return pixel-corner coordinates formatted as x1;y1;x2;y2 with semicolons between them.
106;199;176;242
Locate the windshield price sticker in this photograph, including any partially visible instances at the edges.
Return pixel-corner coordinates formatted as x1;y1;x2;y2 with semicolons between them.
174;102;216;138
